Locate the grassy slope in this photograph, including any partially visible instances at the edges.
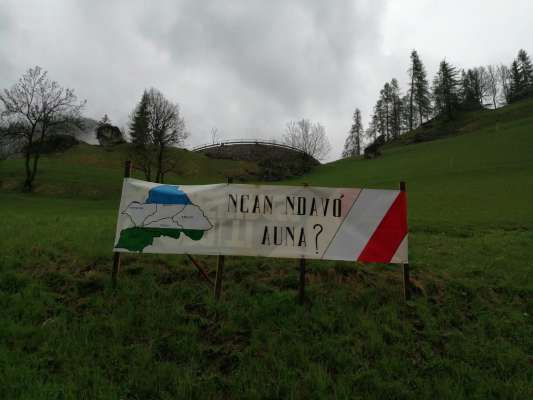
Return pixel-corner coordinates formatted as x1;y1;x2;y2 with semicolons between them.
0;143;258;198
1;99;533;399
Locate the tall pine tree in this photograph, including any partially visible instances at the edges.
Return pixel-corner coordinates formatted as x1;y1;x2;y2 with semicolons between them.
408;50;431;128
517;49;533;86
433;60;460;119
342;108;363;158
509;60;524;102
390;78;402;139
129;90;152;180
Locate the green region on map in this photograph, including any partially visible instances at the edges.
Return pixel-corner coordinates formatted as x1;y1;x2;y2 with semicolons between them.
116;227;206;252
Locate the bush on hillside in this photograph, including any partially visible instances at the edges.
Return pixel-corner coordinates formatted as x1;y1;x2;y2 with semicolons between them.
27;134;80;154
364;135;385;159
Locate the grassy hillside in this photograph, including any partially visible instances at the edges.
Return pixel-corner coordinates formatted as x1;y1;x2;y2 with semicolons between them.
287;97;533;231
0;143;259;198
1;99;532;399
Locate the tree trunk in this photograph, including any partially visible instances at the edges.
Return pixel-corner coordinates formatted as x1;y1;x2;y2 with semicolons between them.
409;75;414;131
23;150;33;192
30;152;41;184
155;145;164;183
23;126;36;192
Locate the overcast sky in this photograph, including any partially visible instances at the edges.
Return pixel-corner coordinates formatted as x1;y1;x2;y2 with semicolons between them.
1;0;532;161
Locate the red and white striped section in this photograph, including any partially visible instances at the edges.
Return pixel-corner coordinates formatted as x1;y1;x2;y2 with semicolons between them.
323;189;408;264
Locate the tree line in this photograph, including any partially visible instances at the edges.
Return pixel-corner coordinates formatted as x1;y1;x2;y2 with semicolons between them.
0;66;190;189
0;65;333;191
342;48;533;158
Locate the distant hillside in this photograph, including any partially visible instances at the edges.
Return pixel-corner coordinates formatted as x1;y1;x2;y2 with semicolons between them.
0;143;259;199
385;97;533;147
2;97;533;220
285;96;533;231
196;142;319;180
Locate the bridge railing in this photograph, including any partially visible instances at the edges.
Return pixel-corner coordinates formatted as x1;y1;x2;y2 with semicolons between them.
191;139;306;154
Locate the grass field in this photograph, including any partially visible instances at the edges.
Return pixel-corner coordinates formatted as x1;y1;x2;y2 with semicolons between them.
1;99;533;399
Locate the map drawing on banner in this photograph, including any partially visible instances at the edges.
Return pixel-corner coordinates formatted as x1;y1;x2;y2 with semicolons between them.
114;178;408;264
116;185;212;252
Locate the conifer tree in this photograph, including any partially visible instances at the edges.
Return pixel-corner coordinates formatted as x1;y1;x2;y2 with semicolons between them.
342;108;363;158
432;60;460;119
408;50;431;127
517;49;533;86
129;90;152;180
390;78;402;139
509;60;523;102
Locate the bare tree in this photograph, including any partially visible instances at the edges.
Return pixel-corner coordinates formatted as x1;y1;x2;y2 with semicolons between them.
486;65;499;109
0;66;85;191
129;88;188;183
282;119;331;161
497;64;511;105
210;127;219;144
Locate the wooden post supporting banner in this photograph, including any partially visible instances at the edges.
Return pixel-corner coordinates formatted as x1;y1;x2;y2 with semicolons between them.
214;176;233;300
186;254;214;287
112;160;132;288
298;257;306;304
400;181;411;301
214;254;225;300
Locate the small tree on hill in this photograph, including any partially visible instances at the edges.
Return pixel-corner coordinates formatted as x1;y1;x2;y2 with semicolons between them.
342;108;363;158
0;66;85;191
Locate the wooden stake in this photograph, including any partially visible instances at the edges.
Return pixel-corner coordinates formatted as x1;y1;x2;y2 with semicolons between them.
298;257;306;304
112;160;132;288
400;181;410;301
213;176;233;300
214;253;225;300
186;254;214;287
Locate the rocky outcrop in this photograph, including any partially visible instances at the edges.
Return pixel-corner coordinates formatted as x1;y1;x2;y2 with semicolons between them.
96;123;125;146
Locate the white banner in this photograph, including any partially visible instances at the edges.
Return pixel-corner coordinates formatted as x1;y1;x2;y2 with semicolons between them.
113;178;408;263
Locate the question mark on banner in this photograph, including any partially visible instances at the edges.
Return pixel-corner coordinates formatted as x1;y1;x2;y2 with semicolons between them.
313;224;324;254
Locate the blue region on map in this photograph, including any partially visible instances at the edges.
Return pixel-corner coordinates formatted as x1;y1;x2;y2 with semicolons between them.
146;185;192;205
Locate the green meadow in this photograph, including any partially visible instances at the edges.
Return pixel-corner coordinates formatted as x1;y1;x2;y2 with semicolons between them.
1;98;533;399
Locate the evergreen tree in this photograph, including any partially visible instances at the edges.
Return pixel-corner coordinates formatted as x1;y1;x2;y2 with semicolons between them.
374;98;386;139
408;50;431;126
390;78;402;139
380;83;392;140
432;60;460;119
342;108;363;158
517;49;533;86
129;90;152;180
408;50;421;130
400;94;411;133
99;114;111;126
461;68;486;109
509;60;524;102
366;113;379;143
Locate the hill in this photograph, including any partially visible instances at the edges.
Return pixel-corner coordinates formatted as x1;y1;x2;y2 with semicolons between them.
1;98;532;399
0;143;259;198
286;97;533;231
